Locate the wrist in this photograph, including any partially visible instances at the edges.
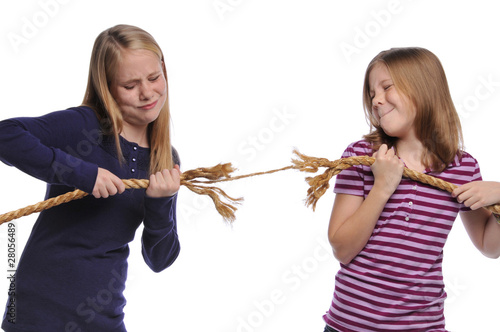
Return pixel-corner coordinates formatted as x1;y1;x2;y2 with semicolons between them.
371;183;395;201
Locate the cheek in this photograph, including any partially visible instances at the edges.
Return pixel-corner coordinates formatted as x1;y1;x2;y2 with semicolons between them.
110;86;124;104
385;90;399;105
390;90;413;111
370;108;381;123
115;91;136;107
157;78;167;95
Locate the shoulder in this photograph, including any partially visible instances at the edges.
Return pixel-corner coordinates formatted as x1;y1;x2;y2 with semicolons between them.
456;150;479;167
334;140;372;194
437;150;481;185
336;140;373;181
172;146;181;166
64;106;101;127
447;150;480;171
30;106;101;130
0;106;101;141
341;140;374;158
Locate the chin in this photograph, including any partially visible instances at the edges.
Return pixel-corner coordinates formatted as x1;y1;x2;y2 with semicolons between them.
144;110;162;123
380;127;400;138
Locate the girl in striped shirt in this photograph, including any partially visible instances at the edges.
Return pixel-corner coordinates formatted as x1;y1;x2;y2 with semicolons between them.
323;47;500;332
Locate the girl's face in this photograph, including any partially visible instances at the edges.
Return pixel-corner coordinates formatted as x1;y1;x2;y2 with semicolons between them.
368;63;416;140
110;49;167;131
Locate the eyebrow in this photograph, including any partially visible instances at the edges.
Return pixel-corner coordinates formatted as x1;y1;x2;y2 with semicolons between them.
370;79;393;91
120;71;162;85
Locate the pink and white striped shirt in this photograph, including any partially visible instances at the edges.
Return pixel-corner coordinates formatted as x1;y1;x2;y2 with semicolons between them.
324;140;481;332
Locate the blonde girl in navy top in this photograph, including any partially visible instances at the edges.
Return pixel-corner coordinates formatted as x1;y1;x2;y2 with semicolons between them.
323;47;500;332
0;24;181;331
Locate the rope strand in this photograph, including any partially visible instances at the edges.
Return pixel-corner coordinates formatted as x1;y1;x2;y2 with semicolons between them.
1;149;498;225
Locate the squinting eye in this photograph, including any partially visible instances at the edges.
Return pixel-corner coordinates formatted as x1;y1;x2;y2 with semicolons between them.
384;84;393;90
150;75;160;82
124;85;134;90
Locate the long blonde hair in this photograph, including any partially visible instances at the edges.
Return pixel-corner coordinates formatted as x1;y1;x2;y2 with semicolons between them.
362;47;463;172
82;24;173;173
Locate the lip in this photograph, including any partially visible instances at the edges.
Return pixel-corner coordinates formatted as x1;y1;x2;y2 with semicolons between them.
379;108;394;119
138;100;158;110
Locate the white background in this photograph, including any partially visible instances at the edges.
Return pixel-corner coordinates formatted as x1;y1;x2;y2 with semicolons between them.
1;0;500;331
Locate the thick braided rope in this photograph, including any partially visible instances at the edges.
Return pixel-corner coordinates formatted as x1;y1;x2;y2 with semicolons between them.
293;151;500;215
0;179;149;225
1;150;499;225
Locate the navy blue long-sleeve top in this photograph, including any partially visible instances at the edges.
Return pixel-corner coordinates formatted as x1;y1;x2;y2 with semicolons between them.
0;106;180;332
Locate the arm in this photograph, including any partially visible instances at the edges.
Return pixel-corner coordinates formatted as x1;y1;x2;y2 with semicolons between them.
328;145;404;264
0;109;125;198
453;181;500;258
142;166;182;272
0;109;98;193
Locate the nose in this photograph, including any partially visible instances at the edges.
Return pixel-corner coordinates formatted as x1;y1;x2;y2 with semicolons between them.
139;83;153;101
371;92;385;110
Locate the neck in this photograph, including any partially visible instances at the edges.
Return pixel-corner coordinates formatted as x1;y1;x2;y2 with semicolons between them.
121;124;149;148
395;138;426;172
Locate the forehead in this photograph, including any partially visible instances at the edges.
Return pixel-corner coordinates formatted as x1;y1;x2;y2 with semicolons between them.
114;49;161;81
368;63;392;87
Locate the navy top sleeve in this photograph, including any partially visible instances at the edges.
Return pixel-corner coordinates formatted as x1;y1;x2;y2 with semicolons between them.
0;107;99;193
141;147;181;272
142;195;180;272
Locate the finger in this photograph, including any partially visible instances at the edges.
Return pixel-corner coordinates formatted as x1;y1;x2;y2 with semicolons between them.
100;187;110;199
106;182;118;196
92;187;102;199
173;165;182;178
451;187;462;198
378;144;388;155
386;147;396;157
469;201;483;211
154;170;169;187
103;175;124;196
463;195;479;209
112;176;126;194
162;169;172;182
164;169;180;190
172;166;181;182
456;190;473;204
451;183;470;198
164;168;181;191
149;172;158;187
